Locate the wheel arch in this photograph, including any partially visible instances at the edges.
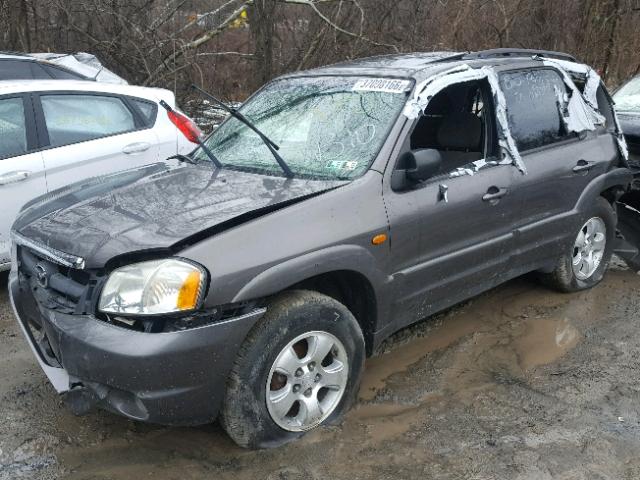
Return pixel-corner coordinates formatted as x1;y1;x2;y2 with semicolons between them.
231;245;386;356
575;167;633;212
287;270;378;356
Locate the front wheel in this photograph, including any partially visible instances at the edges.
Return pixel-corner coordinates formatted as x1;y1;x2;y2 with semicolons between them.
540;197;615;292
220;290;365;449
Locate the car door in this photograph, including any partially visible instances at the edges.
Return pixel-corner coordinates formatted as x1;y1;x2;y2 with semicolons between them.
498;67;614;270
383;80;520;329
34;92;161;191
0;94;47;266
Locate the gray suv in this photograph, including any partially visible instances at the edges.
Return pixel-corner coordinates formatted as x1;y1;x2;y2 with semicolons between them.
8;49;640;449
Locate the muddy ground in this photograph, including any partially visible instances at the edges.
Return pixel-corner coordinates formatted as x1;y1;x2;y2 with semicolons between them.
1;263;639;480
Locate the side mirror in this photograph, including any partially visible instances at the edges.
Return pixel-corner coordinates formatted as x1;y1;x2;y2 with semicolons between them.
404;149;442;182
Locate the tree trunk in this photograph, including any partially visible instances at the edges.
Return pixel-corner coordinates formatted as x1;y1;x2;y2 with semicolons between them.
249;0;277;89
602;0;622;82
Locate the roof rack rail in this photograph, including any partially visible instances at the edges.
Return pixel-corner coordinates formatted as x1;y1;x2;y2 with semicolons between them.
462;48;578;63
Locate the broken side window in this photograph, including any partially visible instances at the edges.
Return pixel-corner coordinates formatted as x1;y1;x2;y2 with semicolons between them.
408;79;499;179
499;69;572;151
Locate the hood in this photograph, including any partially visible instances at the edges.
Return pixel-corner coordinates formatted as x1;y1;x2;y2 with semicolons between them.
13;163;346;268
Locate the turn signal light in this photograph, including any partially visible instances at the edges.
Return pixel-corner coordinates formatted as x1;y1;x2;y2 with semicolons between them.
177;270;203;310
372;234;387;245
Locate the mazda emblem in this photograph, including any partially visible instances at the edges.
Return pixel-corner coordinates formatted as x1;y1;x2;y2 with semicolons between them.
34;263;48;288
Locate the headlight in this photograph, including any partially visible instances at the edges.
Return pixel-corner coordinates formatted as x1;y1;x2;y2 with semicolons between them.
98;259;207;315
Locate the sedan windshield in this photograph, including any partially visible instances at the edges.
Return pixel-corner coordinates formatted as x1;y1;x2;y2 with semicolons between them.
193;76;411;179
614;76;640;113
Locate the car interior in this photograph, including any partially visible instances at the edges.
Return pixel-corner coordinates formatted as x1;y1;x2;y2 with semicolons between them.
409;80;495;176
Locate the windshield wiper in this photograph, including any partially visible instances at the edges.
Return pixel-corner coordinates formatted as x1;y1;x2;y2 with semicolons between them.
168;153;197;165
191;84;294;178
159;100;222;171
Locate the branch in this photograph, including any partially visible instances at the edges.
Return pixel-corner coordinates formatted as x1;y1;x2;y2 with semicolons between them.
279;0;399;52
196;52;255;59
142;1;253;86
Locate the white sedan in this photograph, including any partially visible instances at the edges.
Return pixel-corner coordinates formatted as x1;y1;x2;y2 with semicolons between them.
0;80;201;270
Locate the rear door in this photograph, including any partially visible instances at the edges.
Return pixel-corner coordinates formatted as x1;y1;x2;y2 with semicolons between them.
499;67;614;270
35;92;161;191
0;94;47;265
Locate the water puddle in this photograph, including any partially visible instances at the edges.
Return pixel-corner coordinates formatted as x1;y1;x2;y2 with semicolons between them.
358;313;486;400
358;282;591;403
513;317;580;370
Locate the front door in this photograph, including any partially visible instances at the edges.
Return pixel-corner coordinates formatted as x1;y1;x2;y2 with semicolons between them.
383;78;520;328
0;94;47;266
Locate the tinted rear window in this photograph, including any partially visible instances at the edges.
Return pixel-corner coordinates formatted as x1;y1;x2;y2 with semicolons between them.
500;69;568;151
0;60;47;80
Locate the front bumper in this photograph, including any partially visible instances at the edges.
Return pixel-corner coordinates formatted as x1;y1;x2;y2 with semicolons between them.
9;272;265;426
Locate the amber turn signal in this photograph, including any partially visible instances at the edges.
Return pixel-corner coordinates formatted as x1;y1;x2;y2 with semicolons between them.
177;270;203;310
371;233;387;245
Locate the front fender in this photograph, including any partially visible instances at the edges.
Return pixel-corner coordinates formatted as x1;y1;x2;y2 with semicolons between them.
232;244;389;303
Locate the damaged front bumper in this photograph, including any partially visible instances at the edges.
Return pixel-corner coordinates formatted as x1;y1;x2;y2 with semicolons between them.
9;272;265;426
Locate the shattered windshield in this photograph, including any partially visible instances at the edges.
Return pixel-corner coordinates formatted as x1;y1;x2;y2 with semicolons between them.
194;76;411;179
614;76;640;112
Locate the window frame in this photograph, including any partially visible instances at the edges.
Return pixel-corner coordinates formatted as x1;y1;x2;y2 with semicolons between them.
0;93;39;161
31;91;152;151
498;66;582;155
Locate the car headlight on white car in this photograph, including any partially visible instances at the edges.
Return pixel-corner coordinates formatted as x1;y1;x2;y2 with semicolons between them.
98;259;207;315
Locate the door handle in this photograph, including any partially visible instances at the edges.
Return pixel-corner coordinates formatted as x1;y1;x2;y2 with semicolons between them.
482;186;508;202
122;142;151;154
573;159;594;173
0;170;31;185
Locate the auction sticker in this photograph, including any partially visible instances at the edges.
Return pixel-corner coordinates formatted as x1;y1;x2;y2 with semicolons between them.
326;160;358;171
352;78;412;94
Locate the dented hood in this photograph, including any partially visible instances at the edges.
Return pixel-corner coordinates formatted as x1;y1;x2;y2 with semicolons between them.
13;163;346;268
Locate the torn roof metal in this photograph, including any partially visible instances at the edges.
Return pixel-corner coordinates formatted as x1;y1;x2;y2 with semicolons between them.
400;54;630;176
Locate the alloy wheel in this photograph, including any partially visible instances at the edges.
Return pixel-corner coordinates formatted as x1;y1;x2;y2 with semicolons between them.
266;331;349;432
572;217;606;280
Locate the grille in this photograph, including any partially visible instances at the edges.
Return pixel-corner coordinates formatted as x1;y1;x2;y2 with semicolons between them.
18;246;96;315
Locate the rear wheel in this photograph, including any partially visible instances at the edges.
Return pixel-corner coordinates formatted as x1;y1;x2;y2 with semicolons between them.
220;290;365;449
540;197;615;292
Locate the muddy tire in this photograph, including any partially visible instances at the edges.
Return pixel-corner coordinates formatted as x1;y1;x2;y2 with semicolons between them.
540;197;616;293
220;290;365;449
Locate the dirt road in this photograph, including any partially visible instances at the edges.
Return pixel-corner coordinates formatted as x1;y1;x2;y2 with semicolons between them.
1;265;639;479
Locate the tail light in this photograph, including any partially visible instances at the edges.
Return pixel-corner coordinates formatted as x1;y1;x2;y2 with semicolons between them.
161;101;203;144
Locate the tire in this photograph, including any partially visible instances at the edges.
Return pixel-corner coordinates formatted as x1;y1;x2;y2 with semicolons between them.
540;196;616;293
220;290;365;449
